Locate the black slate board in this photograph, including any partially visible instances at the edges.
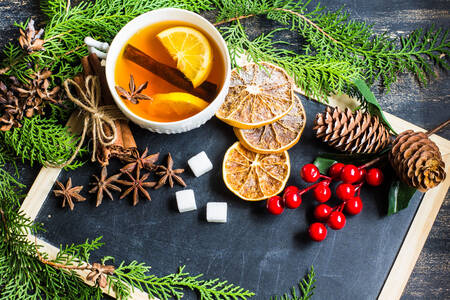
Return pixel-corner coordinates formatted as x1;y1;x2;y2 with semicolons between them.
35;97;423;299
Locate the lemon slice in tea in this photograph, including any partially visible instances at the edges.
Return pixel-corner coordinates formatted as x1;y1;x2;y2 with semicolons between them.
234;96;306;154
216;62;295;129
157;26;213;88
222;142;290;201
145;92;208;121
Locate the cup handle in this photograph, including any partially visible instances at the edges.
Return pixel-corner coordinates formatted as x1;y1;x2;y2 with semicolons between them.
84;37;109;59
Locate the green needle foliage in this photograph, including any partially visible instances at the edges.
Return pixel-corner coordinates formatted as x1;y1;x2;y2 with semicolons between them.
0;0;448;167
110;263;255;300
0;0;448;299
220;22;361;100
0;114;85;169
271;266;316;300
215;0;449;92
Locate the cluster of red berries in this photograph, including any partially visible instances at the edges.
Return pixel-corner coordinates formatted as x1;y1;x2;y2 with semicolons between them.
266;162;384;242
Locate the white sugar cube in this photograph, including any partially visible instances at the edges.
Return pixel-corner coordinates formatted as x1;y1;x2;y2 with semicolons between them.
206;202;227;223
175;190;197;213
188;151;213;177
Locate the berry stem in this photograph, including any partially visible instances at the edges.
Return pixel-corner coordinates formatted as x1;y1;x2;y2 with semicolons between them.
426;119;450;136
299;179;331;195
320;174;332;181
354;182;364;191
358;154;387;169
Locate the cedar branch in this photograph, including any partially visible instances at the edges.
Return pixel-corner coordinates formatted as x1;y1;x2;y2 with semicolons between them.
214;7;339;43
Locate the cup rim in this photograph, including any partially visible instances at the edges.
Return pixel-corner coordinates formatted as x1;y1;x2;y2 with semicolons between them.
105;8;231;127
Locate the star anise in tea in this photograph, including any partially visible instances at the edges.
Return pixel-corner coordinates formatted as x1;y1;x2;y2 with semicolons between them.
53;178;86;210
116;167;156;206
89;166;122;207
86;262;115;288
18;19;45;53
120;148;159;173
155;153;186;189
115;74;152;104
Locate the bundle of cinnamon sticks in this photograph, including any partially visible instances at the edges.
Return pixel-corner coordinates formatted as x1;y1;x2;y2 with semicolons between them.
77;54;137;166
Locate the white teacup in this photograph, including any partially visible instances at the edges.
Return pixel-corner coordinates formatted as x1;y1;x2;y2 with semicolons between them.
105;8;231;134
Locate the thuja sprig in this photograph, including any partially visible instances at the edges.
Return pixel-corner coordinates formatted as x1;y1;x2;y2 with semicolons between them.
214;0;449;91
109;263;256;300
271;266;316;300
0;114;86;169
220;21;361;100
35;238;255;300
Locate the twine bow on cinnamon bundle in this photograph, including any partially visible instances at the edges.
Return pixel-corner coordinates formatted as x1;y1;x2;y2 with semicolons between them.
47;75;127;168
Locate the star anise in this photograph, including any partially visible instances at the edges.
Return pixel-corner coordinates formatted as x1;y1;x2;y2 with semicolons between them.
89;166;122;207
86;262;115;288
116;167;156;206
53;178;86;210
155;153;186;189
115;74;152;104
18;19;45;53
120;148;159;173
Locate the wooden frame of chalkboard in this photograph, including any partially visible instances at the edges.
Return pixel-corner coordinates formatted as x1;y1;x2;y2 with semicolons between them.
20;110;450;300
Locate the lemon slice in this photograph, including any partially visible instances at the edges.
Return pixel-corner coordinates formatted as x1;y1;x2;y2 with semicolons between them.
151;92;209;118
157;26;213;88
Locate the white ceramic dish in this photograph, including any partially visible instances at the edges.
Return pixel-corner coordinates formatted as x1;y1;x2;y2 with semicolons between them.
105;8;231;134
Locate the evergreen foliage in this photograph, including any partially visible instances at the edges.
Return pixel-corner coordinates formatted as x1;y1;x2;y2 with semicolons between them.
0;114;85;169
270;266;316;300
0;0;448;299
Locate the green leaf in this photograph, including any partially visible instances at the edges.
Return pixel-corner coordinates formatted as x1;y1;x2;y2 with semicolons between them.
313;157;337;174
388;180;417;215
353;79;397;134
313;149;389;171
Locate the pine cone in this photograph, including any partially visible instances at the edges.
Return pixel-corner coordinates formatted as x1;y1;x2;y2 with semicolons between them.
0;80;24;131
389;130;446;192
12;70;61;104
0;112;21;131
18;19;45;53
313;106;391;154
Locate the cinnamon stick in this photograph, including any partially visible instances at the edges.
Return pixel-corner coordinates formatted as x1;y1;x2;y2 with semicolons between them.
123;44;217;101
83;54;137;165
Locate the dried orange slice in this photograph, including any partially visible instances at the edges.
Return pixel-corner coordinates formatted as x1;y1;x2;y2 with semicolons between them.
216;62;294;129
222;142;290;201
234;96;306;154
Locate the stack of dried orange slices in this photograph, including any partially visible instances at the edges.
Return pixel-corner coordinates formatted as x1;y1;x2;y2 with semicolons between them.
217;62;307;201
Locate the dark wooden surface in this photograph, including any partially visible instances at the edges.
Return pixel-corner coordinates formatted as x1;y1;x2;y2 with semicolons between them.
0;0;448;299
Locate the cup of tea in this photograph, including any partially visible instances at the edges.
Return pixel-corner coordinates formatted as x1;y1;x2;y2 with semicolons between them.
105;8;231;134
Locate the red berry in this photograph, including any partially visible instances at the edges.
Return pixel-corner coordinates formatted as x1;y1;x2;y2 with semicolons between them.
336;183;355;201
266;196;284;215
345;196;363;215
314;204;332;221
313;184;331;203
328;162;344;179
366;168;384;186
284;185;299;195
309;222;327;241
301;164;320;183
340;165;360;183
327;211;346;230
284;192;302;209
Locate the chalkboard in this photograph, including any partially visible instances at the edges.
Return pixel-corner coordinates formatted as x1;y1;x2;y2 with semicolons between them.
33;97;426;299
